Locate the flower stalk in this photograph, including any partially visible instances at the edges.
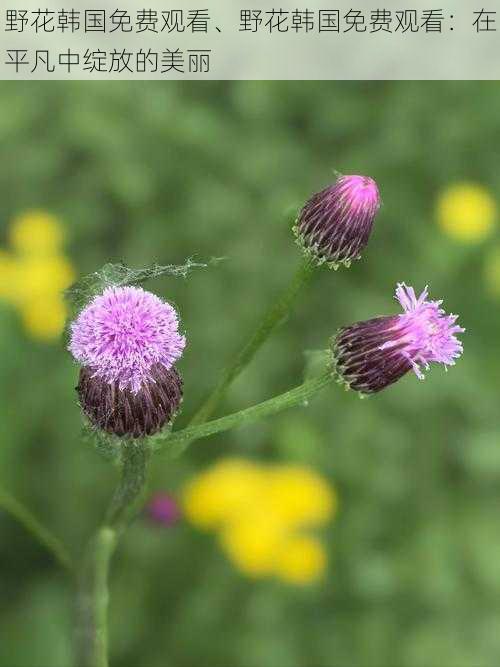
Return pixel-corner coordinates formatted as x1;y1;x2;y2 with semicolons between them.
189;257;316;426
167;370;333;457
74;368;333;666
76;439;150;667
75;528;116;667
105;439;151;528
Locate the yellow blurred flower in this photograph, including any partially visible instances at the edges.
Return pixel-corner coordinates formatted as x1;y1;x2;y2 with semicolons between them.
10;210;65;255
220;513;287;577
16;255;75;303
21;297;67;341
182;458;336;585
436;183;497;243
0;210;75;341
275;536;327;585
183;458;267;528
267;465;337;528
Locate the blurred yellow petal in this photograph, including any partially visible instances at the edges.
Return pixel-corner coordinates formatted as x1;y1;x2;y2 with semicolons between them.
219;514;287;577
10;210;65;255
274;536;327;585
21;296;67;341
267;465;337;528
16;255;75;302
436;183;497;243
183;458;337;583
182;459;267;528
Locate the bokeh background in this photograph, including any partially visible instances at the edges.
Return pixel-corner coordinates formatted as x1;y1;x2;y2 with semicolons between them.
0;81;499;667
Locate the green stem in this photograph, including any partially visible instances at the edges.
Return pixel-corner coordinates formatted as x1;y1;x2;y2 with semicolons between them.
0;485;73;572
166;371;333;457
74;369;331;665
105;439;150;530
75;440;149;667
189;257;315;426
76;528;116;667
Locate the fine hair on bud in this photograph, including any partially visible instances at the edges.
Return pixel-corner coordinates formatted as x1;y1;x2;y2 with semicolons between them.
77;364;183;438
295;174;381;269
332;283;464;395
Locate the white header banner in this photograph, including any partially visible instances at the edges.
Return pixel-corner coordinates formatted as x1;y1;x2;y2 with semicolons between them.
0;0;498;79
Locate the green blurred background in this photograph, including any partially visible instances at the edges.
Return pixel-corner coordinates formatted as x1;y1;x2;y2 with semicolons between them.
0;81;499;667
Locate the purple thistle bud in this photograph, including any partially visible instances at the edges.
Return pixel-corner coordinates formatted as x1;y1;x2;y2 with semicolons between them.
77;364;183;437
69;286;186;437
332;283;464;395
295;174;381;269
146;493;181;526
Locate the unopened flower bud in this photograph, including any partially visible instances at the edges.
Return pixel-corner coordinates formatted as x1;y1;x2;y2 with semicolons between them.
332;283;464;395
295;174;380;269
69;285;186;437
77;364;183;438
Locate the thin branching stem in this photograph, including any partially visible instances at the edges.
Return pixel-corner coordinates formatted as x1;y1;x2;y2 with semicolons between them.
0;485;73;572
189;257;315;426
76;528;116;667
75;369;333;666
73;256;320;667
167;371;333;457
76;440;149;667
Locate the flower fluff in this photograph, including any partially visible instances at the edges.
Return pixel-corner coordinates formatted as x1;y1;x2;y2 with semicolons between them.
332;283;464;395
69;285;186;394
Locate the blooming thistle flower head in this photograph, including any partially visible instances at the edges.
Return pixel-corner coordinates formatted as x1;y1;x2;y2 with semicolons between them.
332;283;464;395
295;174;381;269
69;285;186;437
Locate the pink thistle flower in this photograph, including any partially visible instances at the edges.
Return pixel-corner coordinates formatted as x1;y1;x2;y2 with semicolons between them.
295;174;381;269
146;493;181;526
332;283;464;395
69;286;185;393
69;286;186;437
